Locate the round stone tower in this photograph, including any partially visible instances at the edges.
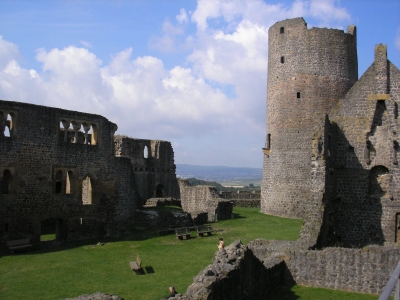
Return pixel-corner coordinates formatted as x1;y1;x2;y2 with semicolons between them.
261;18;358;219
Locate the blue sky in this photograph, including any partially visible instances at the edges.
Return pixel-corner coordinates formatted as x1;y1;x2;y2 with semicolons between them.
1;0;399;168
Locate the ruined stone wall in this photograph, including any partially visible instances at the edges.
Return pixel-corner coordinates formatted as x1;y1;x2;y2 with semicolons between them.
174;240;400;299
114;136;180;205
219;191;260;208
178;179;233;222
219;191;260;200
262;17;358;219
0;100;138;241
328;45;400;246
284;245;400;294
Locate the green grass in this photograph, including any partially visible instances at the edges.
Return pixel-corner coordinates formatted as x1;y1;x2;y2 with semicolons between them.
0;208;380;300
40;234;56;241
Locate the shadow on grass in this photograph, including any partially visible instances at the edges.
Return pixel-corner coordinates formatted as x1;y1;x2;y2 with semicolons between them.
269;284;300;300
145;266;155;274
232;213;246;219
0;208;247;258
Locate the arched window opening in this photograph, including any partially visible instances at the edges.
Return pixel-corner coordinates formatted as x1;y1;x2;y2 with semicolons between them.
156;184;164;198
5;114;12;137
82;176;93;205
4;126;10;137
1;169;13;194
55;182;62;194
66;171;73;194
369;166;390;198
55;170;63;194
144;146;148;159
91;124;98;145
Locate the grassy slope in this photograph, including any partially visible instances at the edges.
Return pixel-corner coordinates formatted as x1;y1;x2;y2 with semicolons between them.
0;208;380;300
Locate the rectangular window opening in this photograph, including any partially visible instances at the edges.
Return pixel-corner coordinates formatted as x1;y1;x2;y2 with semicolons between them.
280;27;284;34
280;56;285;63
297;92;301;98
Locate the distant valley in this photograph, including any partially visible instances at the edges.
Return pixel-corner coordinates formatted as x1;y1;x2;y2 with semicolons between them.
176;164;262;185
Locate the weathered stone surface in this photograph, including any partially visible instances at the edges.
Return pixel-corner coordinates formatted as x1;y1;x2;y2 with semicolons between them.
0;101;180;242
261;17;400;248
178;179;233;222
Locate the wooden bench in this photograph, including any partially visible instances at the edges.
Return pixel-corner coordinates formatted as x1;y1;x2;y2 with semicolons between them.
175;228;191;240
129;255;143;275
7;238;33;254
195;225;214;237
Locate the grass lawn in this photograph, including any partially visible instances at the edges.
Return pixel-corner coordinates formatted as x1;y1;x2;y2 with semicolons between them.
0;207;382;300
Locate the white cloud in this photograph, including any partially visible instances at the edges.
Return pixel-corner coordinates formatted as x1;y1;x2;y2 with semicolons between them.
0;0;354;167
0;36;21;70
396;27;400;50
309;0;351;26
80;40;92;48
176;8;188;23
148;20;186;52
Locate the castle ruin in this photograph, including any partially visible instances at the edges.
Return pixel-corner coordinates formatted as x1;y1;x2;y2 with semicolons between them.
0;100;180;242
172;18;400;299
262;17;400;248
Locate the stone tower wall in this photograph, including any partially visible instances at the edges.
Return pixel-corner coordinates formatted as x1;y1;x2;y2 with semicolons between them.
262;18;358;219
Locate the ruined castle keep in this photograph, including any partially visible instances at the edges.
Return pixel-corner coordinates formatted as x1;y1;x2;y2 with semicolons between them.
0;100;180;241
170;18;400;299
261;17;400;247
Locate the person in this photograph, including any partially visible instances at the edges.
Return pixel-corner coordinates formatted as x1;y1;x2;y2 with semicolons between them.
218;238;225;250
164;286;177;299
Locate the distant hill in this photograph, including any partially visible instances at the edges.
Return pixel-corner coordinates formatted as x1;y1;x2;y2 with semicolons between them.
176;164;262;182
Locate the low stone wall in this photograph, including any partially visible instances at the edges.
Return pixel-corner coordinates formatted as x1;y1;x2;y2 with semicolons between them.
144;197;181;207
230;199;260;208
178;179;233;222
174;239;400;299
133;209;193;229
285;245;400;294
219;191;261;200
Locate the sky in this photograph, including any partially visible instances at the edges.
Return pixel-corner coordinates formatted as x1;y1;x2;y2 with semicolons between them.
0;0;399;168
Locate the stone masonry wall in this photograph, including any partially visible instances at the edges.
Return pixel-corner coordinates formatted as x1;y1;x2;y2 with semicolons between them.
219;191;260;208
0;100;133;242
328;45;400;246
0;100;179;242
262;18;358;219
114;136;180;205
285;245;400;294
173;240;400;299
178;179;233;222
